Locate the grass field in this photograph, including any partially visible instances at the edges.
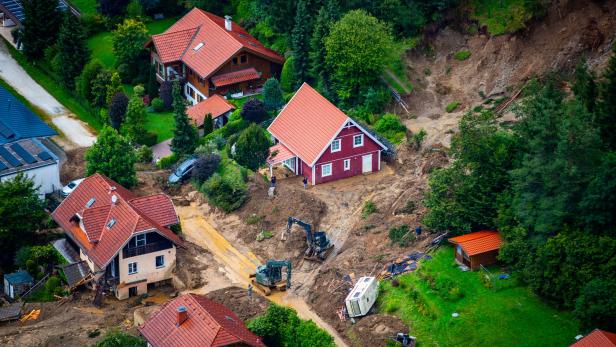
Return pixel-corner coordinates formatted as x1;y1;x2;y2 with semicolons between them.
87;17;178;69
1;38;102;131
378;247;579;347
69;0;97;16
145;111;174;143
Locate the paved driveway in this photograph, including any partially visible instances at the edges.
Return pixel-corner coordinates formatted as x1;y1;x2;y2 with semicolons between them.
0;40;96;149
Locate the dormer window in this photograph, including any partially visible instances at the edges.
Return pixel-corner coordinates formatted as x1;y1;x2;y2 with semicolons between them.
107;218;116;229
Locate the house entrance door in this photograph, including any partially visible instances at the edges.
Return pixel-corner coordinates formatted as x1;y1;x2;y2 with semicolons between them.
362;154;372;173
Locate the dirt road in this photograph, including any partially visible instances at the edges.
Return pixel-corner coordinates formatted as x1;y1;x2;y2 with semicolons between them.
176;204;349;347
0;40;96;149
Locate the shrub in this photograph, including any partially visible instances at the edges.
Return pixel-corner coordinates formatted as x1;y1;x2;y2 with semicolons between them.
280;56;296;93
192;154;221;183
389;224;412;247
454;50;471;61
240;99;268;123
256;230;273;241
45;276;61;293
139;132;158;147
374;114;407;144
201;173;247;212
157;153;178;169
363;86;391;114
135;145;153;163
93;330;146;347
362;201;377;219
446;102;460;113
245;214;263;225
234;124;271;170
409;129;427;150
151;97;164;112
108;92;129;129
262;77;285;112
133;85;145;97
159;81;173;109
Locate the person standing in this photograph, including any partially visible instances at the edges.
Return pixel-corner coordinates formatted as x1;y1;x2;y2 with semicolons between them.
270;175;277;187
303;177;308;189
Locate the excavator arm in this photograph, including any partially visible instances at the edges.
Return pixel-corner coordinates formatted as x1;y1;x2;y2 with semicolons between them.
287;217;314;243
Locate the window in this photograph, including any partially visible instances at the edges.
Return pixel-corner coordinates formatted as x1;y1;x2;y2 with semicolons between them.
157;62;163;76
128;262;138;275
240;54;247;64
321;163;332;177
353;134;364;147
330;139;341;152
198;77;205;86
344;159;350;171
135;234;146;247
106;218;116;229
232;57;238;65
155;255;165;268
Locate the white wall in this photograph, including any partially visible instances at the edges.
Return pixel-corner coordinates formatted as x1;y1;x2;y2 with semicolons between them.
0;162;60;198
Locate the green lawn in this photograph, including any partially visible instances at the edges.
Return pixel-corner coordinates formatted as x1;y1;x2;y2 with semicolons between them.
469;0;534;36
87;17;178;69
378;247;579;347
1;37;102;131
69;0;97;16
145;111;174;143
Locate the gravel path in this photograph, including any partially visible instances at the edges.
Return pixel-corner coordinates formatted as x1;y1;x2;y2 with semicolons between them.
0;40;96;149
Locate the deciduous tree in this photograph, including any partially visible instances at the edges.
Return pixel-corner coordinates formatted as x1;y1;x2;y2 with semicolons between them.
86;126;136;188
112;19;149;67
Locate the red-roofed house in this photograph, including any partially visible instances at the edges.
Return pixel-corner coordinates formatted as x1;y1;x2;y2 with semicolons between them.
186;94;236;129
146;8;284;105
139;293;265;347
52;173;182;300
267;83;387;185
572;329;616;347
448;231;502;270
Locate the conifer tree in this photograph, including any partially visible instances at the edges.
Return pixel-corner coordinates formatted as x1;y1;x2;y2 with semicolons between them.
262;78;284;112
106;72;123;105
122;96;147;143
170;82;198;156
22;0;60;60
291;0;311;88
309;5;336;99
202;114;214;137
572;60;597;113
598;44;616;150
55;14;89;89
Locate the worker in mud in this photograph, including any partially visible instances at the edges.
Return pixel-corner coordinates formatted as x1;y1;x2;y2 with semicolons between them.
303;176;308;189
415;225;422;236
271;175;277;187
248;283;253;299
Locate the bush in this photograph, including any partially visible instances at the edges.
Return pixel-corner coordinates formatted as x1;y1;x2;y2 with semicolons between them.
374;114;407;144
44;276;61;293
93;330;146;347
117;63;132;83
362;201;377;219
201;173;247;212
363;86;391;114
151;97;164;112
446;102;460;112
262;77;285;112
409;129;427;150
240;99;268;123
280;56;296;93
454;50;471;61
157;153;178;169
133;85;145;97
234;124;271;170
389;224;412;247
192;154;221;183
139;131;158;147
135;145;153;163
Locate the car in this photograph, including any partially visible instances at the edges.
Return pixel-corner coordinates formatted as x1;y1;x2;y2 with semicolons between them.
168;157;198;184
61;178;85;197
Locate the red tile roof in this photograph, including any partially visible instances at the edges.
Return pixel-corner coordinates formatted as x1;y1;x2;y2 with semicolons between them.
448;230;502;256
268;83;386;166
572;329;616;347
139;293;265;347
52;174;182;269
186;94;236;126
267;143;295;165
149;8;283;78
211;68;260;87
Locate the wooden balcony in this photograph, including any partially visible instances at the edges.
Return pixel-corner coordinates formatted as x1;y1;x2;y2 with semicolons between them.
122;240;173;259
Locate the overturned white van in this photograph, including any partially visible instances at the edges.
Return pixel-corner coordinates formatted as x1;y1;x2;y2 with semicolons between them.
344;276;379;318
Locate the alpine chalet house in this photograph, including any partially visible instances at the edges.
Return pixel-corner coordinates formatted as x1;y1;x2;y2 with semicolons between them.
146;8;284;105
267;83;387;185
139;293;265;347
52;174;182;300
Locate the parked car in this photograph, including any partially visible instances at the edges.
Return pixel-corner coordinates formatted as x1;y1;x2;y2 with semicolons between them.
61;178;85;197
168;157;198;184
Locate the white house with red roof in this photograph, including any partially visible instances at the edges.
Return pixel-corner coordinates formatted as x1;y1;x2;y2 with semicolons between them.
145;8;284;105
52;173;182;300
139;293;265;347
267;83;387;185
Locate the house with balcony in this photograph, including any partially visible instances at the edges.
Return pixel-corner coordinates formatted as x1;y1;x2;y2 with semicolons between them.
146;8;284;105
51;173;182;300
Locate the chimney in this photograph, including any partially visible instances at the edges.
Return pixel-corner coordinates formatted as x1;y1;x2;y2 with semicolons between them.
176;306;188;326
111;195;118;205
224;15;232;31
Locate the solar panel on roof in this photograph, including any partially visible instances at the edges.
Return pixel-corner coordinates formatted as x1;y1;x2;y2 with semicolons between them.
0;161;7;171
10;143;36;164
38;151;52;161
0;147;21;167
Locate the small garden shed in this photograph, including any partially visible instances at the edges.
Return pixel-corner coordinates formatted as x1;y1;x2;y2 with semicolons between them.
448;231;502;270
3;270;34;299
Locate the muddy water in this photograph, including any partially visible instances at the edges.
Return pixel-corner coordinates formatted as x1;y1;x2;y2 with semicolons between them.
177;204;348;347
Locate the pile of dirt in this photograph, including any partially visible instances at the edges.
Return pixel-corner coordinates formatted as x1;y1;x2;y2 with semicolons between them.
205;286;269;321
172;241;211;290
346;314;408;347
60;148;87;184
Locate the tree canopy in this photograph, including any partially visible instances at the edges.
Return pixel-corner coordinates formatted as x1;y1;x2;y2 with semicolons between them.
234;123;270;171
112;19;149;67
86;126;137;188
55;14;89;89
21;0;60;60
170;82;198;156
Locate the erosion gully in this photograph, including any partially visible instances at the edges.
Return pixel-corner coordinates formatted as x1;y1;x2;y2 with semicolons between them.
176;204;349;347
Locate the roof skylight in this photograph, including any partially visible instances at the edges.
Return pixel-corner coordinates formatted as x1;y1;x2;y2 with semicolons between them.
107;218;117;229
86;197;96;208
193;42;204;51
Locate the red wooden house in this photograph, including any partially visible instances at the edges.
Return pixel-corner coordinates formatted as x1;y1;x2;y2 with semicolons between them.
145;8;284;105
267;83;387;185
